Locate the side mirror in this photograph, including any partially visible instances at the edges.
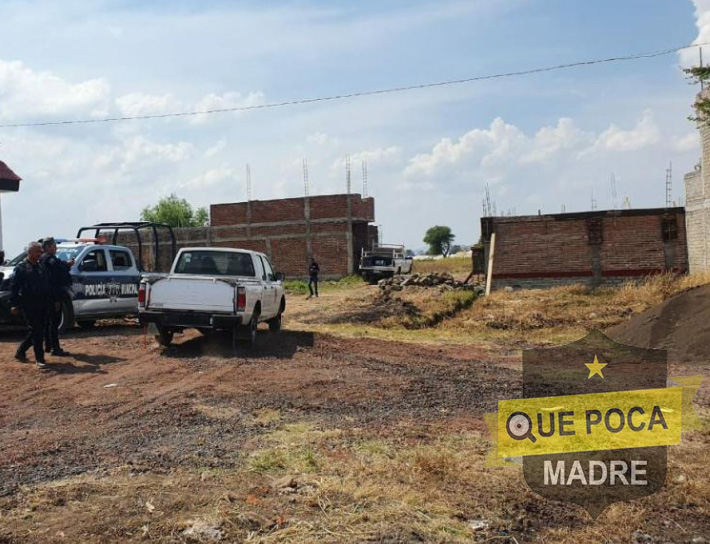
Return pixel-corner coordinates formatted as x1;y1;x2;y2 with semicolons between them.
275;272;285;281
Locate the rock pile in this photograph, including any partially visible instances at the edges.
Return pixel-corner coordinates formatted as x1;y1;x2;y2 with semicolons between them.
378;273;477;292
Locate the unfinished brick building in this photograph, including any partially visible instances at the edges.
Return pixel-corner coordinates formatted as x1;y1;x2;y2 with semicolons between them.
118;194;377;278
209;194;376;278
481;208;688;289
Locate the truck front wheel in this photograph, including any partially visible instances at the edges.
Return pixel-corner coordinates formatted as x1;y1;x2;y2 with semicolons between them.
155;327;173;347
57;300;74;333
268;299;285;333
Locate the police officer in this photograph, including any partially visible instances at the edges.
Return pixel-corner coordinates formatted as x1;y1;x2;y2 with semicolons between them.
40;237;73;356
11;241;51;369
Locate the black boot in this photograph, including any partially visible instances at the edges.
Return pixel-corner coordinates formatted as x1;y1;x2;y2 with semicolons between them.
14;351;28;363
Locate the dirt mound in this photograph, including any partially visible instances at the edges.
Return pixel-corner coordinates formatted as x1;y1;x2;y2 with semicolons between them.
606;283;710;363
319;295;420;325
379;272;479;292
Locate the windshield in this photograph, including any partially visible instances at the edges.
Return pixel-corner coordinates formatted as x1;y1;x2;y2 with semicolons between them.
174;250;255;277
5;247;82;267
6;251;26;266
56;247;82;262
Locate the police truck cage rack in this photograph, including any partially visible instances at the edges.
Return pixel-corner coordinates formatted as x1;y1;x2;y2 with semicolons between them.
75;222;177;273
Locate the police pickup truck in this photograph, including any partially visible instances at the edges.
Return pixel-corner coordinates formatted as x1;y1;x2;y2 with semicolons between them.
138;247;286;348
0;239;141;330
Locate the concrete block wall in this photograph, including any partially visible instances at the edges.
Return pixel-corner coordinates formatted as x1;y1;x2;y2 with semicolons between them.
684;91;710;274
114;194;376;279
482;208;688;290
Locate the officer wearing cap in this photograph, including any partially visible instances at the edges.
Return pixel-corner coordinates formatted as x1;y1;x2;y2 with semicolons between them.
11;241;51;369
40;237;74;356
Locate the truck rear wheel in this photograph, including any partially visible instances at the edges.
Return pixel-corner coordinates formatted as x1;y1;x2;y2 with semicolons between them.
244;308;260;347
155;327;173;347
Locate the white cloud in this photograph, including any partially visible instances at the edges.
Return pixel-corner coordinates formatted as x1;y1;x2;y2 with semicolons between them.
673;132;700;152
680;0;710;66
405;117;527;178
179;166;237;189
400;111;681;208
94;135;194;170
331;146;402;171
307;132;331;145
521;118;593;163
115;92;182;117
0;59;110;120
114;91;266;123
204;139;228;158
191;91;266;124
589;110;660;153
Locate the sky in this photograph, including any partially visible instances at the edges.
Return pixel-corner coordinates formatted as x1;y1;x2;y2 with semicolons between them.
0;0;707;256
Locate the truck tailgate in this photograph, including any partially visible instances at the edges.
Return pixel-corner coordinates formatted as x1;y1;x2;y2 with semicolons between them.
148;276;235;313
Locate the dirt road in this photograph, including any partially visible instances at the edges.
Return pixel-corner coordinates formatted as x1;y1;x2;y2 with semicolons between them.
0;292;708;543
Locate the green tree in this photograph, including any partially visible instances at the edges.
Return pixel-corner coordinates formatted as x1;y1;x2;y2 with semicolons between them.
140;194;209;228
423;226;455;257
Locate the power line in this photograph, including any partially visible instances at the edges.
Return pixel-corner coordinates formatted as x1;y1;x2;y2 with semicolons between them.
0;42;706;129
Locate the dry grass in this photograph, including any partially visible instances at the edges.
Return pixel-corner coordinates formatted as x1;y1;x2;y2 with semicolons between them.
8;416;707;543
439;272;710;346
412;256;474;279
286;272;710;348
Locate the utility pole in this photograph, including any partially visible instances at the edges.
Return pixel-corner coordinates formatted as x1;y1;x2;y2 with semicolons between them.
246;163;252;201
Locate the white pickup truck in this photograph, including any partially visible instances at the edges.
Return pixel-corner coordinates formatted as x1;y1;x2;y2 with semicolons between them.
138;247;286;347
359;244;413;283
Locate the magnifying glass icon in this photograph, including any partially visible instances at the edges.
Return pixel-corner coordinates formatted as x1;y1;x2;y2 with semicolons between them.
506;411;537;443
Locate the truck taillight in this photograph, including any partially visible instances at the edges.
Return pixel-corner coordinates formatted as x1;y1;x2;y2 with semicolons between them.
236;286;246;312
138;285;146;305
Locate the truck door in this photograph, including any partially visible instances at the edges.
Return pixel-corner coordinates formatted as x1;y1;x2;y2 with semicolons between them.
74;247;114;317
259;255;280;318
108;248;140;313
264;257;284;315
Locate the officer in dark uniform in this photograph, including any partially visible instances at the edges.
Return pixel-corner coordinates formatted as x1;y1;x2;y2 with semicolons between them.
11;241;51;369
40;237;73;356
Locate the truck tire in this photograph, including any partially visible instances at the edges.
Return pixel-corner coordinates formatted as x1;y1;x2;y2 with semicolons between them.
244;307;260;347
77;320;96;330
58;300;74;334
155;327;173;347
268;299;285;333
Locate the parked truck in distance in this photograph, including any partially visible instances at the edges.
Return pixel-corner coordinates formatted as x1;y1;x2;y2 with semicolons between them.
359;244;413;283
138;248;285;348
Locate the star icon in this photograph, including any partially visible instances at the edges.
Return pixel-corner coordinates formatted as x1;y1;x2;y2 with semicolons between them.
585;355;607;379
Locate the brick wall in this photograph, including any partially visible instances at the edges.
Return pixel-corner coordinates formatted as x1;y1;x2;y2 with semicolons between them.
115;194;376;279
482;208;688;289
